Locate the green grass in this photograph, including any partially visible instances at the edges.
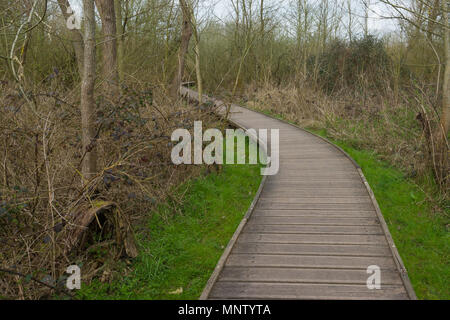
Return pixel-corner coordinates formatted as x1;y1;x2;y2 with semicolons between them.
78;140;263;300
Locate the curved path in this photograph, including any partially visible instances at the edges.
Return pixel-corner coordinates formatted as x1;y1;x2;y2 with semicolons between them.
181;87;416;300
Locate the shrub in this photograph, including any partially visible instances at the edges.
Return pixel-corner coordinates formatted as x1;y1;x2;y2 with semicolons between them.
312;36;392;93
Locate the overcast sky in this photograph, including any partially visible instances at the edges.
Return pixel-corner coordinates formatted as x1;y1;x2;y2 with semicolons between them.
68;0;399;35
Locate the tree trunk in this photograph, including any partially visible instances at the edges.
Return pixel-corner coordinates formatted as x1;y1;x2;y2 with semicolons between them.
81;0;98;182
170;0;193;98
303;0;309;79
95;0;119;98
441;3;449;138
57;0;84;75
426;0;440;41
347;0;352;42
114;0;125;82
18;0;35;71
435;0;449;187
190;3;203;104
194;41;203;104
364;0;370;37
260;0;264;36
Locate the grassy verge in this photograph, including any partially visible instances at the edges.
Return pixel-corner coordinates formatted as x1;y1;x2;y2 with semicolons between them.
78;147;262;299
314;128;449;300
253;108;448;299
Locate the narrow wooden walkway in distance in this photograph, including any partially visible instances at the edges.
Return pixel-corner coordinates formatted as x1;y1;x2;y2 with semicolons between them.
180;87;416;300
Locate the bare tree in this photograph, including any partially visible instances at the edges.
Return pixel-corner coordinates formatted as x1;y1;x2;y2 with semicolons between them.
96;0;120;98
379;0;448;186
441;0;449;138
18;1;34;71
81;0;98;182
190;2;203;103
347;0;353;42
379;3;449;129
57;0;84;75
290;0;312;79
171;0;193;98
231;0;257;96
363;0;370;37
312;0;330;82
115;0;125;82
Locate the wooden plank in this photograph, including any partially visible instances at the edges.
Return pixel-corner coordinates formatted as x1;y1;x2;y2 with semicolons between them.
260;188;369;198
243;224;384;235
278;161;356;167
276;169;359;175
238;233;389;245
268;177;363;183
253;209;375;217
258;198;372;205
264;180;365;188
277;147;344;151
278;153;348;157
255;202;375;211
277;163;356;169
219;266;403;285
279;155;354;160
273;173;362;179
262;186;367;192
278;146;337;151
226;254;398;269
277;164;356;170
274;152;345;160
233;242;392;257
209;282;409;300
248;216;380;226
277;160;354;166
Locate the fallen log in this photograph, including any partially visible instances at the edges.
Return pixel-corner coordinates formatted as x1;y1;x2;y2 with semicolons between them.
64;201;137;258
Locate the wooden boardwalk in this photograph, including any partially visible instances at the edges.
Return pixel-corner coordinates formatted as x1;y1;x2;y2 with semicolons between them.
180;87;416;300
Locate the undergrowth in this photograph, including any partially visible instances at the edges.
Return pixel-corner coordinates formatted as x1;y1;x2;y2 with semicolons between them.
0;83;219;299
77;159;262;299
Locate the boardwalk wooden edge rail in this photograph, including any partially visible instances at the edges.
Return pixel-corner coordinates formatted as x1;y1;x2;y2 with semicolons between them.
179;86;417;300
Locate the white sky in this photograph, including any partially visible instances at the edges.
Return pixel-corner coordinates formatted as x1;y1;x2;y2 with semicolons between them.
210;0;398;35
367;1;398;33
68;0;399;35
